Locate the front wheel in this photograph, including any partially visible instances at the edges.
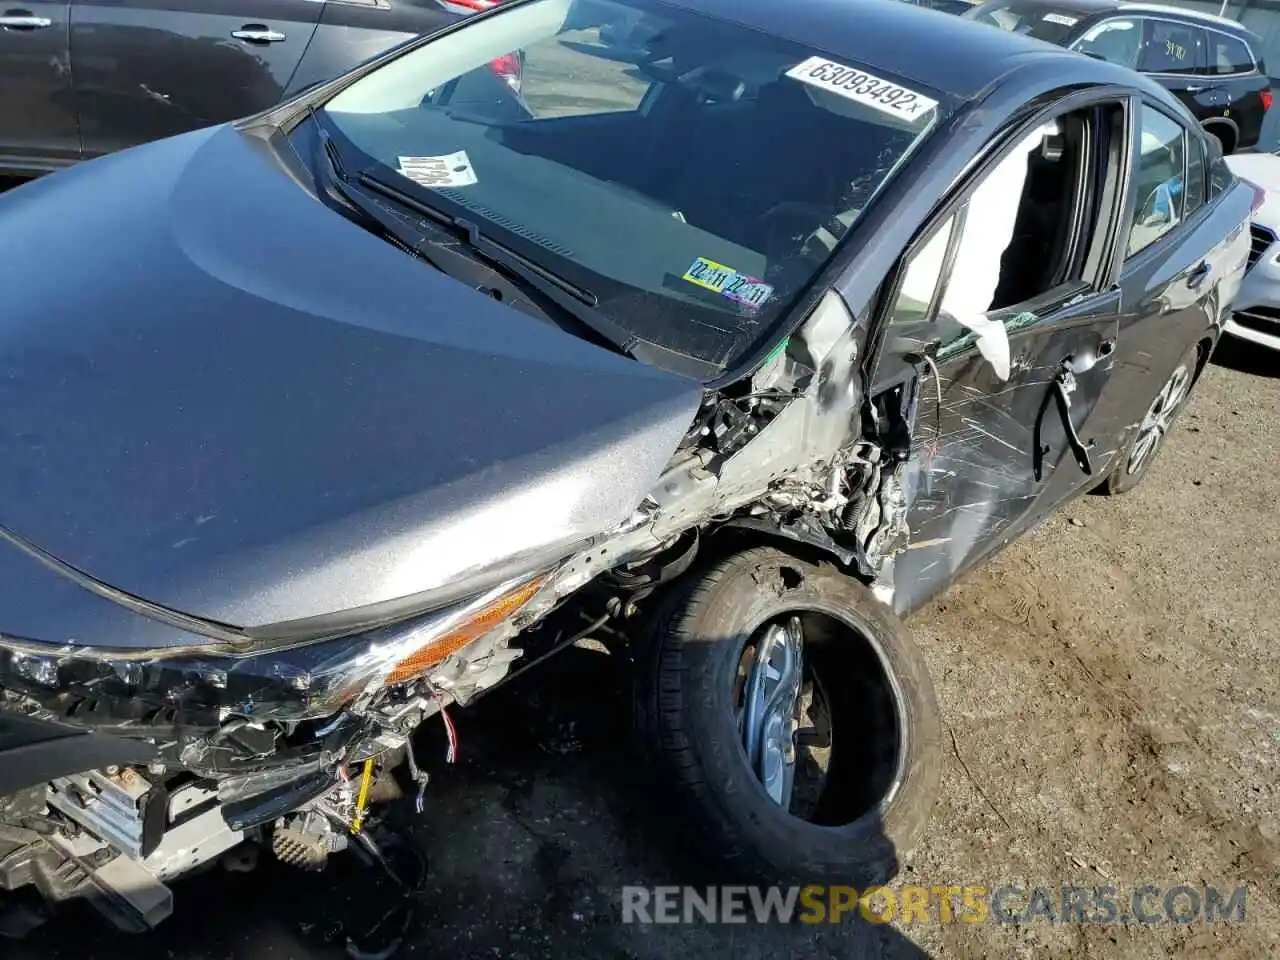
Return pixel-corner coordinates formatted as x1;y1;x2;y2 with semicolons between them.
635;547;941;884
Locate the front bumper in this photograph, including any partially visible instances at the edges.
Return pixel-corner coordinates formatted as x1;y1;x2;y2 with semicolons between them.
1228;224;1280;351
0;712;155;796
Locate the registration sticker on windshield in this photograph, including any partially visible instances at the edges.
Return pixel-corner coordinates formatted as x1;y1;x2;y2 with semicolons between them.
683;257;736;293
683;257;773;310
785;57;937;122
722;274;773;310
1043;12;1078;25
397;151;477;188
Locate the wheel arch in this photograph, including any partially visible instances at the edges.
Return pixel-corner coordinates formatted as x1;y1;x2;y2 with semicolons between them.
1202;118;1239;155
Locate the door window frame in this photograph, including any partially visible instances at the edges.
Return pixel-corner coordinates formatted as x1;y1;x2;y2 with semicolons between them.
1127;16;1212;79
864;87;1134;390
1202;27;1260;78
1069;17;1143;71
1118;98;1214;271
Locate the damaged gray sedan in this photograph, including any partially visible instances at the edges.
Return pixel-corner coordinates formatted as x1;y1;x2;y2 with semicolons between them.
0;0;1254;935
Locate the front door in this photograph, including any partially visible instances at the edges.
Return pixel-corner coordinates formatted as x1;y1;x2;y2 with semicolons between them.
0;0;79;169
868;97;1129;616
70;0;323;158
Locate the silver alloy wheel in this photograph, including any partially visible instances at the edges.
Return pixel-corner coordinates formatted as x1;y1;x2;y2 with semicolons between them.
741;616;804;808
1127;363;1191;476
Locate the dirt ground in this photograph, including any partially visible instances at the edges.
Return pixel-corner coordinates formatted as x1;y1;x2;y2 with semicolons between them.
8;339;1275;960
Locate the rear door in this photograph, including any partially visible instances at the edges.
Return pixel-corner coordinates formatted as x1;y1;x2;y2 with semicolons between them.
1202;28;1268;150
0;0;79;170
1136;17;1215;119
70;0;323;157
1086;102;1250;485
869;95;1129;615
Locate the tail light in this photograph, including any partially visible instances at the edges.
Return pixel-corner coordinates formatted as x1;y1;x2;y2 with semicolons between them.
1262;88;1273;113
439;0;499;11
487;51;523;94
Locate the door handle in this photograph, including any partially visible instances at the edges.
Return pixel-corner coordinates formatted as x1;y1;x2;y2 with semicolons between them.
0;12;53;28
1183;85;1206;94
231;25;286;43
1034;363;1095;480
1186;260;1211;289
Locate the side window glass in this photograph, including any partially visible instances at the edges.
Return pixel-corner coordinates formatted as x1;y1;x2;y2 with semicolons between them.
893;217;955;326
1128;105;1187;257
1185;134;1205;215
1138;20;1207;75
1074;19;1141;69
1211;33;1254;75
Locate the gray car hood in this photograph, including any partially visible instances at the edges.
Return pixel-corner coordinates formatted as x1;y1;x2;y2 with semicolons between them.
0;125;701;640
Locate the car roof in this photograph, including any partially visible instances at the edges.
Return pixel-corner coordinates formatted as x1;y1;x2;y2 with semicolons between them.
661;0;1089;101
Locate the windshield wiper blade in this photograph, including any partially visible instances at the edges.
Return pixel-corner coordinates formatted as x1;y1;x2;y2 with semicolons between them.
308;114;455;275
356;169;640;357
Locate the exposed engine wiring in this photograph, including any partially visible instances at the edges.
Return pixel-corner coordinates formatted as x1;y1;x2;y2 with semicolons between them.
922;352;944;465
439;704;458;764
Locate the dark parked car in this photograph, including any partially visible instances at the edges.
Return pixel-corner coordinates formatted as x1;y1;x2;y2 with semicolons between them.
0;0;519;175
902;0;978;15
0;0;1254;937
965;0;1272;154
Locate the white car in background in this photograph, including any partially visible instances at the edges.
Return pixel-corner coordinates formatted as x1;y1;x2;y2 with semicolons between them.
1226;152;1280;351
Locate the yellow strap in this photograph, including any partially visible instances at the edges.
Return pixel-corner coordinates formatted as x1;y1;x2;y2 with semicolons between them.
351;758;375;834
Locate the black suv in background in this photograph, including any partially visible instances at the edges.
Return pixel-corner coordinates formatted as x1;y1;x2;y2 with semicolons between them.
965;0;1272;153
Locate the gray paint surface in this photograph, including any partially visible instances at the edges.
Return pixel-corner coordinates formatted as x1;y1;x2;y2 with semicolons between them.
0;126;701;635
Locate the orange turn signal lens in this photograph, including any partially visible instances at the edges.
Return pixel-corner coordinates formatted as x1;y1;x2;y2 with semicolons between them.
384;575;547;686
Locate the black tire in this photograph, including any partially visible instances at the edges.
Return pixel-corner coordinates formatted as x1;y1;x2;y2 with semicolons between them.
1205;127;1234;157
1099;341;1201;496
634;546;941;885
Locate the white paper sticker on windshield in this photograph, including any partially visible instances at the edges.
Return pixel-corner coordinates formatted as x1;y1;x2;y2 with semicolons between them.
397;151;477;188
1043;12;1078;25
785;57;937;122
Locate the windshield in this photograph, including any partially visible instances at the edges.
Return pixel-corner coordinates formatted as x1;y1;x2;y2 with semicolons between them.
964;1;1084;44
320;0;942;374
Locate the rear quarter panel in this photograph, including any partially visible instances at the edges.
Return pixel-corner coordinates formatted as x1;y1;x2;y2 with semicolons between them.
1207;172;1253;319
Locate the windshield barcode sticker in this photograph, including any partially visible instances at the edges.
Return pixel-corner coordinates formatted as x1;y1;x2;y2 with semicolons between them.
397;151;477;188
785;57;937;121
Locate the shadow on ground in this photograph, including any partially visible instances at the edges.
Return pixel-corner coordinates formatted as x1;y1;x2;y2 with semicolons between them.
11;645;929;960
1211;334;1280;378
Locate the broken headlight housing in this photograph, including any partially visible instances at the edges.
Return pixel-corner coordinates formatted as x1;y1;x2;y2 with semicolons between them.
0;572;551;727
